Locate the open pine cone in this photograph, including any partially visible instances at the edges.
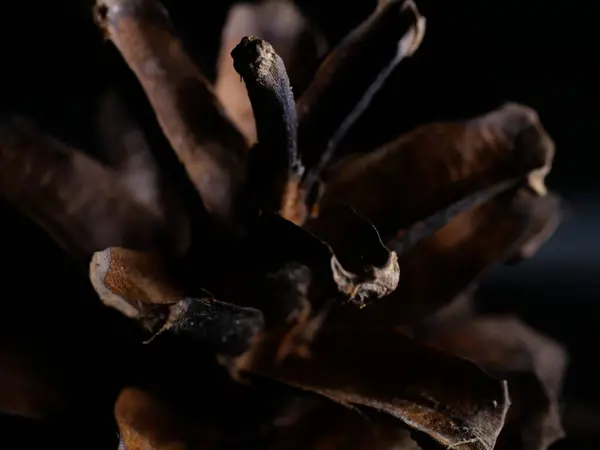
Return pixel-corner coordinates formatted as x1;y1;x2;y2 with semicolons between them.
0;0;567;449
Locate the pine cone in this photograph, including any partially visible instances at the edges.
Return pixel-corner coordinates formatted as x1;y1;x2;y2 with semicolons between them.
0;1;566;449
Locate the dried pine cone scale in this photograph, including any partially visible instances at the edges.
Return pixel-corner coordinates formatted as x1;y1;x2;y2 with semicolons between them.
0;0;567;449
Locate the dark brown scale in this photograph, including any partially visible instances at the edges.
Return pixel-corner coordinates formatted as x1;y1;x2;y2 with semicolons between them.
297;0;425;191
231;36;303;218
319;103;555;241
95;0;250;236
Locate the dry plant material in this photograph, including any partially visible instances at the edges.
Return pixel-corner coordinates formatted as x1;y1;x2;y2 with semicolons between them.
297;0;426;191
94;89;191;254
0;117;167;265
90;247;265;355
269;400;421;450
235;326;509;450
505;192;563;264
115;387;221;450
319;103;555;241
331;189;564;328
303;206;399;305
0;0;569;448
95;89;162;216
420;317;567;450
0;341;66;420
231;36;304;219
215;0;325;143
95;0;250;234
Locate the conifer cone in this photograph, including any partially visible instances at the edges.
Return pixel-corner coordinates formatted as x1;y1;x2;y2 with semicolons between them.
0;1;566;449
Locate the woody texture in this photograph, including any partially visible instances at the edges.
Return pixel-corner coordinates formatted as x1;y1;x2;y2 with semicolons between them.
0;0;568;450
